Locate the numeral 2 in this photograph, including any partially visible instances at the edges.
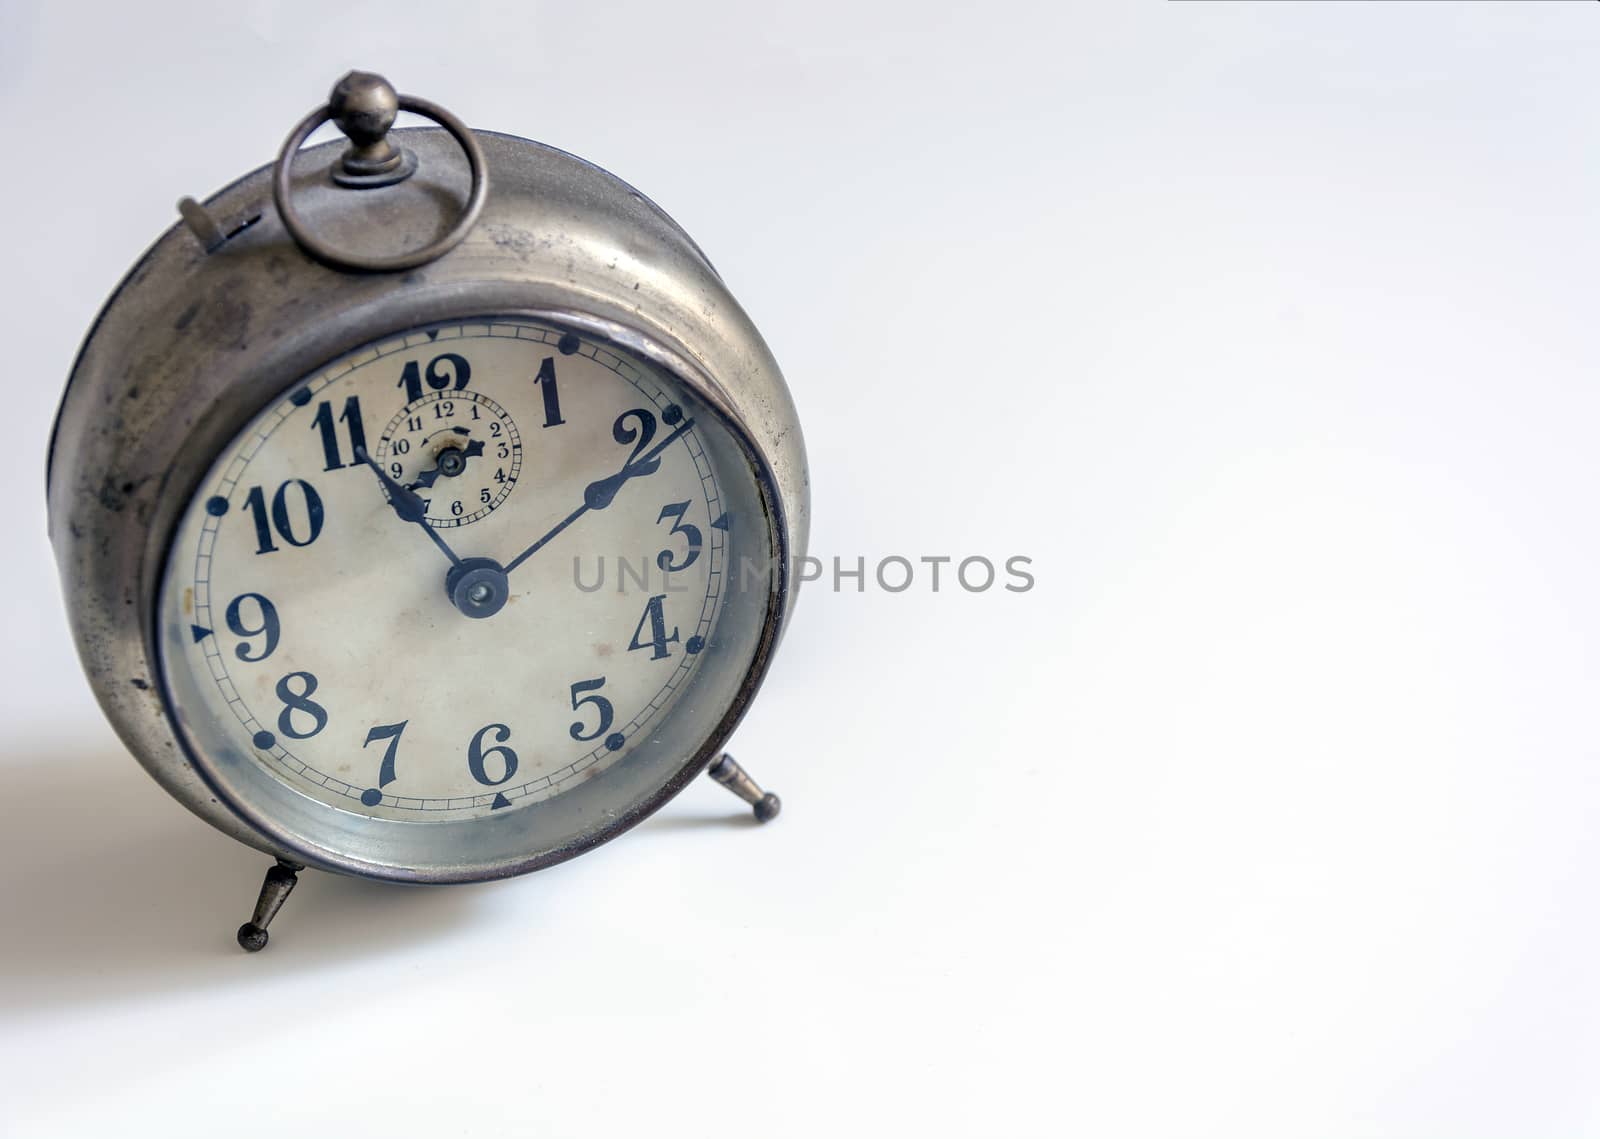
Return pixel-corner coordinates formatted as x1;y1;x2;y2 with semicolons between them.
613;409;657;468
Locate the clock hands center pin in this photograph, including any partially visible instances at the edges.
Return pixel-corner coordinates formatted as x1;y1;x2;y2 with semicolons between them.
407;429;485;491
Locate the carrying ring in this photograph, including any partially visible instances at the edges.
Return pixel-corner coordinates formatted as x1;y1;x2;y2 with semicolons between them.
272;72;488;273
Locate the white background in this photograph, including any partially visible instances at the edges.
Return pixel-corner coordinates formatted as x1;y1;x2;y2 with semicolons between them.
3;2;1598;1135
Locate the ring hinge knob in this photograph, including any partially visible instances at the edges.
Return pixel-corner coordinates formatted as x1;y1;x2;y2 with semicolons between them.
272;70;488;274
328;71;414;186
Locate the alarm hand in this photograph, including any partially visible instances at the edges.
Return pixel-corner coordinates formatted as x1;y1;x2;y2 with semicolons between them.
503;416;695;575
353;446;463;569
408;431;485;491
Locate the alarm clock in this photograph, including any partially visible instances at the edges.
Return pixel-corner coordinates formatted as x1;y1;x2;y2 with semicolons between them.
45;72;808;950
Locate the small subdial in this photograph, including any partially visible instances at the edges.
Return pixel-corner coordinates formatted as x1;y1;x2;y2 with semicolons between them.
376;390;522;527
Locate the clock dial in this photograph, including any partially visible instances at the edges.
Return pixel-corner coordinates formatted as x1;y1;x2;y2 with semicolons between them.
157;319;758;823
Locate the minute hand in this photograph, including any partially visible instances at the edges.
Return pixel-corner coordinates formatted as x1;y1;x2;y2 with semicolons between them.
504;417;695;575
353;446;463;569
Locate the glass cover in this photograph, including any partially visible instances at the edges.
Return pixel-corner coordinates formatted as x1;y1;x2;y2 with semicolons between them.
157;318;775;873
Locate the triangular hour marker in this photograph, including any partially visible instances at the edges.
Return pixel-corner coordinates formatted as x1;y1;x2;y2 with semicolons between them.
427;329;439;341
491;792;511;809
711;512;730;530
191;625;213;642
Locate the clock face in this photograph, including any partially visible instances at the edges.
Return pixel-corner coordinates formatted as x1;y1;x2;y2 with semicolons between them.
157;318;774;844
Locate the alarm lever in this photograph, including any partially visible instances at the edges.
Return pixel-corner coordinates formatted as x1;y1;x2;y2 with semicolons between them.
236;858;302;952
177;197;226;252
177;197;262;253
706;753;782;823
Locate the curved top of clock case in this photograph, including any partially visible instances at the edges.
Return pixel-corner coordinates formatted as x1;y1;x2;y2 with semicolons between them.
47;127;809;861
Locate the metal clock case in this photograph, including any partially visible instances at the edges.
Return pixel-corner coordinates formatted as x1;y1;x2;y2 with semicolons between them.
47;73;808;948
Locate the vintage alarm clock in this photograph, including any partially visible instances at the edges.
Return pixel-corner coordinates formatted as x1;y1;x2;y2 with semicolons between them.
46;72;808;950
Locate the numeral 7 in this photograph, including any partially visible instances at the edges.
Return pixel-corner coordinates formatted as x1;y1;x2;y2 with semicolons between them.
363;720;409;787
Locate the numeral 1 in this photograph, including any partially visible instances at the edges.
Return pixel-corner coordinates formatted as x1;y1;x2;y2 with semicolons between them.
533;356;566;427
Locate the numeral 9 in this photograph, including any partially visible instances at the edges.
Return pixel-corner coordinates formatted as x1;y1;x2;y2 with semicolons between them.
225;592;280;661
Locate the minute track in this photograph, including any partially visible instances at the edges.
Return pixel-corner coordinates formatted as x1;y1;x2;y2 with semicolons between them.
167;319;731;820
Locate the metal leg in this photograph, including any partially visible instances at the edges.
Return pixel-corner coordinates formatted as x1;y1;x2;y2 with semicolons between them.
706;753;781;823
236;859;302;952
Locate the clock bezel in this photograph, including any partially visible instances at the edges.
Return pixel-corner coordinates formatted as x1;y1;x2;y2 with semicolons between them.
153;308;793;882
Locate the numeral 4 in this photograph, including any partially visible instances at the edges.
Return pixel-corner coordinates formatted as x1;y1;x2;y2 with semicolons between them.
627;594;680;660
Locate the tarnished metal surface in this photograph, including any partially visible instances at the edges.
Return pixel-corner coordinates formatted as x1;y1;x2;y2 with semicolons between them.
47;125;809;872
236;859;301;952
708;752;782;823
273;73;487;268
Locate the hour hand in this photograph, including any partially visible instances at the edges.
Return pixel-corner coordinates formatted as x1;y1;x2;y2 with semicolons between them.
583;456;660;510
353;446;462;570
354;447;428;523
580;417;696;510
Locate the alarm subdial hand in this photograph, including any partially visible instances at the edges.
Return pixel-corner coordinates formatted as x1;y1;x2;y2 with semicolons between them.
408;432;486;491
380;392;521;527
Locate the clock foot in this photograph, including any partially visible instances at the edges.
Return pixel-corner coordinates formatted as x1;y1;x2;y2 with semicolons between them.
707;753;781;823
236;859;302;952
